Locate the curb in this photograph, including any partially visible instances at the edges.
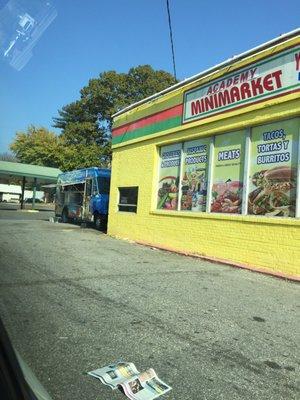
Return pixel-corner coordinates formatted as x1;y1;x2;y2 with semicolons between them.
134;240;300;283
18;209;39;213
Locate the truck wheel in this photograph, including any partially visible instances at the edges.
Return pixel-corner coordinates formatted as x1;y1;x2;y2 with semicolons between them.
62;208;69;223
94;213;102;230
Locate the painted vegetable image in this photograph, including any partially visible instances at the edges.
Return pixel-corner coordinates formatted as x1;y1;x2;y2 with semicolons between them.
211;180;243;213
180;169;207;211
157;176;179;210
248;166;296;217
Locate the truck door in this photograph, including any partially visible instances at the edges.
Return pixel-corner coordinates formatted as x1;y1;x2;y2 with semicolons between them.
83;178;93;220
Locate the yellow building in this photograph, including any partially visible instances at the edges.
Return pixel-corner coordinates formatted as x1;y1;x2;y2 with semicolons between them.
108;29;300;280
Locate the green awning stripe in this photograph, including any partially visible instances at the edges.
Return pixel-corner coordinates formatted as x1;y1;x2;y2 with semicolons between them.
112;115;182;145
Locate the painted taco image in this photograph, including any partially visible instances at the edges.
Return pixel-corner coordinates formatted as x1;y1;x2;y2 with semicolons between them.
252;166;296;191
248;166;296;216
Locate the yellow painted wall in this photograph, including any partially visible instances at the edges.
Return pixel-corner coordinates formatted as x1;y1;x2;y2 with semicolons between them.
108;98;300;279
109;35;300;278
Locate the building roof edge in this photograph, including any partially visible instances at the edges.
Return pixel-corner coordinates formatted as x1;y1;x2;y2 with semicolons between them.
112;28;300;119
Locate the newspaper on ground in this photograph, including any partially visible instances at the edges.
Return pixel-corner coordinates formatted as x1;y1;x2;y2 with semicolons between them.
88;361;172;400
120;367;171;400
88;361;139;389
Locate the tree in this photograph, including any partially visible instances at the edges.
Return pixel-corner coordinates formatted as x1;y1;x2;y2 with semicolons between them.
10;126;61;168
56;141;111;171
10;66;177;171
79;65;177;130
52;100;97;131
53;65;177;164
9;125;110;171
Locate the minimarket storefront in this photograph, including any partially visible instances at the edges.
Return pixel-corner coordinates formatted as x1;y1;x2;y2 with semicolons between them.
108;30;300;280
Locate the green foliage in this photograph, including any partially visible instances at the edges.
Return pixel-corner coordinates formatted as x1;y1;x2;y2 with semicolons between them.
10;126;111;172
56;140;110;171
10;126;61;168
53;65;177;164
62;121;104;146
11;65;177;171
77;65;177;130
53;100;96;131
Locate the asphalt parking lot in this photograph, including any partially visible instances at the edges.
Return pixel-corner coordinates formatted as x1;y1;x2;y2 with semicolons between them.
0;201;55;215
0;209;299;400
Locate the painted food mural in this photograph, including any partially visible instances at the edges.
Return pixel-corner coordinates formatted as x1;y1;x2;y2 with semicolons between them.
248;119;299;217
157;143;181;210
181;138;210;211
211;131;245;213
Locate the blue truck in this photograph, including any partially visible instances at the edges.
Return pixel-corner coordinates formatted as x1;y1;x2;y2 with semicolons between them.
55;167;111;229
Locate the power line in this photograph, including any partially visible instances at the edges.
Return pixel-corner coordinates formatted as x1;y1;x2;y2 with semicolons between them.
166;0;177;82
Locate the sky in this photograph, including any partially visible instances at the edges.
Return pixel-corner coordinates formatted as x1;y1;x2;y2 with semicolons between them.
0;0;299;152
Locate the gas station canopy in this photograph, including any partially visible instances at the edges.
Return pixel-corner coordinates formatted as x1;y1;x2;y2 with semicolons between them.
0;161;61;184
0;161;62;209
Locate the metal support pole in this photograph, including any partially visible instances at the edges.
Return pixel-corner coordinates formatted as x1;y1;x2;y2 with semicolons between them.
206;137;215;213
20;176;25;210
177;142;184;211
32;177;37;209
295;125;300;218
242;128;251;215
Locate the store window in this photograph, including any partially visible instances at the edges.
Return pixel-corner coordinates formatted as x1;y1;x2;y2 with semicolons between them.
211;131;245;214
248;119;299;217
181;138;210;211
156;117;299;218
157;143;181;210
118;187;138;213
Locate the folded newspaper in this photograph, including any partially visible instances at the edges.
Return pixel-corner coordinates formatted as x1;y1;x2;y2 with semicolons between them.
88;361;172;400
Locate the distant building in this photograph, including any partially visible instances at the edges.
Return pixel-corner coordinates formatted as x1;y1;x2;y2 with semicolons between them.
0;184;44;203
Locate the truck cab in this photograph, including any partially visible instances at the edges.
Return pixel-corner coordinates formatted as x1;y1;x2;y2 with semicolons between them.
55;167;111;230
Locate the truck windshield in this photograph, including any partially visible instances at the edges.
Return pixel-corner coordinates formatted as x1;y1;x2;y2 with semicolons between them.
97;177;110;194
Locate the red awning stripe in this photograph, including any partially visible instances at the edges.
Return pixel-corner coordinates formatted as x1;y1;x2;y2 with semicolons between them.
112;103;183;137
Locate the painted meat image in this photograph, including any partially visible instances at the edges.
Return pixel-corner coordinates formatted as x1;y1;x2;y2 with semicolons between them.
211;180;243;213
